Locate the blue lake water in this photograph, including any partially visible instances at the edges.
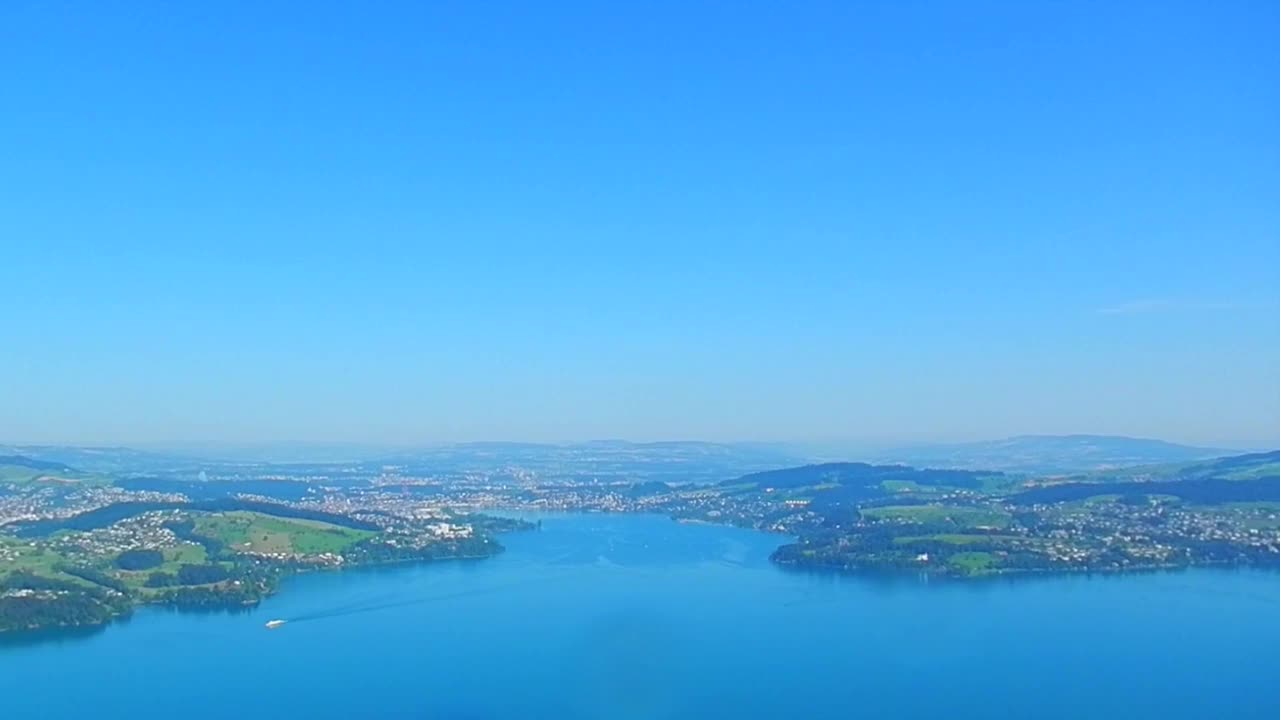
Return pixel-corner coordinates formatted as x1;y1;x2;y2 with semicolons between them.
4;513;1279;718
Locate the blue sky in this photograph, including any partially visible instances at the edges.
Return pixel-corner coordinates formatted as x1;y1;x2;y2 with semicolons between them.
2;1;1276;447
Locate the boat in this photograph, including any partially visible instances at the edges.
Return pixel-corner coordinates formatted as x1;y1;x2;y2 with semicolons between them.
264;619;287;629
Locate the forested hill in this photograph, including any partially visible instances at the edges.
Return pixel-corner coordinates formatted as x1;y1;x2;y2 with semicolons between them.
0;455;89;484
876;434;1238;474
12;498;381;537
1165;450;1280;480
723;462;1001;491
720;449;1280;501
1065;449;1280;483
0;456;75;473
1011;449;1280;505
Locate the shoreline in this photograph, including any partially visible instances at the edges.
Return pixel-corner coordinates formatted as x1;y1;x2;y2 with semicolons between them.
8;510;1280;642
770;552;1280;585
0;540;514;639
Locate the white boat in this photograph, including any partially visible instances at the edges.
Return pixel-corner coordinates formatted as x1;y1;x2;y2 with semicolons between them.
264;619;287;629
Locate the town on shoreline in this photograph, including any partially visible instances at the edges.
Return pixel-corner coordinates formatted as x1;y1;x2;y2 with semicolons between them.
3;443;1279;636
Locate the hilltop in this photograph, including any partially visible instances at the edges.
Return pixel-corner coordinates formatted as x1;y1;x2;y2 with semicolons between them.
875;434;1240;474
0;455;105;485
1097;450;1280;482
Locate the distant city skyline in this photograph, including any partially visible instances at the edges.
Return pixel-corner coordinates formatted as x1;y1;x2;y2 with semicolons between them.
3;2;1277;448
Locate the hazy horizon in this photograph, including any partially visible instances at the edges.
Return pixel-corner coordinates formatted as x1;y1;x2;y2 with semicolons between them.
1;432;1268;455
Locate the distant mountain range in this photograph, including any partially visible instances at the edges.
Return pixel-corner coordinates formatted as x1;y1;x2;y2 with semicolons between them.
874;435;1244;475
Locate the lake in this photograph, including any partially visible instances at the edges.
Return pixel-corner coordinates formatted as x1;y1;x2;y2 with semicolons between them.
3;513;1279;718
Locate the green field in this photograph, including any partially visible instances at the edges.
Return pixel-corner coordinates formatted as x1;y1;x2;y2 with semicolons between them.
111;542;212;589
0;537;96;588
893;533;1018;546
164;543;208;565
861;504;1011;529
0;538;66;574
880;480;945;494
948;551;996;573
193;512;374;555
976;475;1026;493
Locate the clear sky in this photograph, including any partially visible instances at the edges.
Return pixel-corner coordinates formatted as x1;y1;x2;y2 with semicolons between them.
2;1;1277;448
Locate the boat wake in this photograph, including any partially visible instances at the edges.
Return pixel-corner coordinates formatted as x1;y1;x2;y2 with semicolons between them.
284;573;572;625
